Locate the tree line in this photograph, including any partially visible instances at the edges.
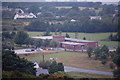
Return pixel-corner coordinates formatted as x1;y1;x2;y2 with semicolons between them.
24;17;117;33
108;33;120;41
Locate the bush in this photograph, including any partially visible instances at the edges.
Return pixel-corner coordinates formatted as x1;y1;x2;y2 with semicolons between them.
2;51;36;75
58;63;64;71
39;61;51;69
101;60;107;65
113;69;120;78
2;71;36;78
109;63;115;69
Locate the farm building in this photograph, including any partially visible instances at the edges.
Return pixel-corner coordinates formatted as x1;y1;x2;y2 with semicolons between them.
32;35;98;52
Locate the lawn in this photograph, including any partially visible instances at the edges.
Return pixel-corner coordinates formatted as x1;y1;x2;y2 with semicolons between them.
27;32;116;41
19;51;113;72
65;72;113;78
98;41;119;47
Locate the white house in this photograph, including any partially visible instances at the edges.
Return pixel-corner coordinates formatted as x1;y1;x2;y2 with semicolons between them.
70;19;76;22
14;12;37;20
34;62;40;69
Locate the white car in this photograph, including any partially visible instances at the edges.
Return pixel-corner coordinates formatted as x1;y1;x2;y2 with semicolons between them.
36;48;44;51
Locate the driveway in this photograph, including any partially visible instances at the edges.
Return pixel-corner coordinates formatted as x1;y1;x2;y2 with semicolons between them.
64;66;113;76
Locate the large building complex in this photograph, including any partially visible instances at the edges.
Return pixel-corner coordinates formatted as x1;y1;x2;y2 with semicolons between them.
32;35;98;52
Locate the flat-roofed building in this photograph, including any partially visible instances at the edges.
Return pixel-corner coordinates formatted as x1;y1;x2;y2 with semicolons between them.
32;35;98;52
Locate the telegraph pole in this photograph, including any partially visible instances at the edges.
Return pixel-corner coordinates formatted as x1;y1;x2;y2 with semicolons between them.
43;53;45;62
41;53;45;62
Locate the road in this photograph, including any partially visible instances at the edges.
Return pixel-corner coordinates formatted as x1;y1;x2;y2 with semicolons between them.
64;66;113;76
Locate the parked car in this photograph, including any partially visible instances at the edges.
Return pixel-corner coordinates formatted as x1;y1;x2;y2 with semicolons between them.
25;49;34;52
36;48;43;51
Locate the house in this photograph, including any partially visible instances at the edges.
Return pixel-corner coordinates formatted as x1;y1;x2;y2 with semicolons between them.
89;16;102;20
70;19;76;22
34;62;40;69
36;68;49;76
32;35;98;52
33;61;49;76
14;13;37;20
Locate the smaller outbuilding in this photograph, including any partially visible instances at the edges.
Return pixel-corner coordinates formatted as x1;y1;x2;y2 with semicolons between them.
89;16;102;20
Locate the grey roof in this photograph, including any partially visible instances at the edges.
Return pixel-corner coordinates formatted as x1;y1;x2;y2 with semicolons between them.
61;42;86;45
31;36;97;43
36;68;49;76
65;38;97;43
32;36;53;40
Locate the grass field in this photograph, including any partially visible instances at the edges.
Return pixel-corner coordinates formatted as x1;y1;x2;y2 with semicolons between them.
98;41;118;47
27;32;116;41
27;31;119;47
65;72;113;78
19;51;113;72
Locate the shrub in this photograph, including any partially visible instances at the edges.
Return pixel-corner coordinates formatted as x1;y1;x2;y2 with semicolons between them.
101;60;107;65
109;63;115;69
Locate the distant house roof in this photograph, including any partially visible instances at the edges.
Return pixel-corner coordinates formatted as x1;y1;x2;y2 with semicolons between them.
33;62;39;69
71;19;76;22
14;12;37;20
89;16;102;20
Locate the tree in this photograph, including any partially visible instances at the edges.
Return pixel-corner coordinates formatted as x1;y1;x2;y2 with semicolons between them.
112;55;120;78
94;47;101;60
14;31;29;46
83;37;86;40
2;10;15;19
42;39;51;47
24;20;49;31
33;39;43;48
11;32;16;39
75;33;78;39
65;33;70;38
58;63;64;72
87;47;93;57
101;60;107;65
27;6;40;13
59;31;62;35
43;28;51;36
49;61;58;74
100;45;109;59
2;32;11;40
42;12;55;17
28;38;35;46
50;40;59;48
39;61;51;69
113;55;120;69
2;51;36;75
66;6;81;17
108;33;113;40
